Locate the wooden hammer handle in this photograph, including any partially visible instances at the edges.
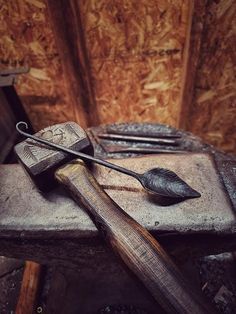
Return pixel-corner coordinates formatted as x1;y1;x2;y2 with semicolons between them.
55;160;216;314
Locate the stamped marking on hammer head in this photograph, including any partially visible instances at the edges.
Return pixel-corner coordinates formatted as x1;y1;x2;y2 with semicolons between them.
20;124;81;165
15;121;93;191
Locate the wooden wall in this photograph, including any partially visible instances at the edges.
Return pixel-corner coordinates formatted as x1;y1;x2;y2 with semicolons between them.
0;0;235;153
79;0;192;126
0;0;79;130
186;0;236;153
0;0;192;129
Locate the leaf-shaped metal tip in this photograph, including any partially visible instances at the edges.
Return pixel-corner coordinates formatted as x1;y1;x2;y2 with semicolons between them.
187;188;201;199
140;168;201;199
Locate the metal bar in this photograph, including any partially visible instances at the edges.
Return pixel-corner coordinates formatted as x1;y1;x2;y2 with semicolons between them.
98;133;180;145
105;129;182;139
102;145;186;154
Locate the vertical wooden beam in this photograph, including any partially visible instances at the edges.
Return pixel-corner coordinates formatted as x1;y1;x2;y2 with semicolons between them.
178;1;206;129
46;0;100;128
185;0;236;153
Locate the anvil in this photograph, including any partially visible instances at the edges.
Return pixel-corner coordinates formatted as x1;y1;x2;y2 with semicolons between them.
0;153;235;260
0;123;235;313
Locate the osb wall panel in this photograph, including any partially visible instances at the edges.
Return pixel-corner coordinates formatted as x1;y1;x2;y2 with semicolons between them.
79;0;191;127
0;0;75;130
187;0;236;153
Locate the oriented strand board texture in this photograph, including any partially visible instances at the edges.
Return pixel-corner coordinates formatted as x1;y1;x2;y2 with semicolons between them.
0;0;75;130
187;0;236;153
79;0;191;126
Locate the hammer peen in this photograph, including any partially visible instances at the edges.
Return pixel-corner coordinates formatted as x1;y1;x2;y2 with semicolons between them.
15;122;216;313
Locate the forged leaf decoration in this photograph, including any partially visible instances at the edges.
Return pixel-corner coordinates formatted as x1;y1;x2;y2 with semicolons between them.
140;168;201;199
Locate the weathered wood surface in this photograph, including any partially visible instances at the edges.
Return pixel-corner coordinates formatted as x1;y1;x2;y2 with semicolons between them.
55;160;216;313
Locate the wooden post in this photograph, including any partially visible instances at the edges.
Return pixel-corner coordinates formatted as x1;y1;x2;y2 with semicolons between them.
15;261;42;314
46;0;100;128
178;1;206;129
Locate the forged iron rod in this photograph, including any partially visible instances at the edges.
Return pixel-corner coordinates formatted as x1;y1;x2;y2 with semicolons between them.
98;133;180;145
16;121;200;199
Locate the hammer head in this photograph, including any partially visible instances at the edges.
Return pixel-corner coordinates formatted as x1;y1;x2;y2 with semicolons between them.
14;121;94;191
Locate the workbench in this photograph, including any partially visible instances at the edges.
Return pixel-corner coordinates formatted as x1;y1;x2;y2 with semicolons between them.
0;123;235;313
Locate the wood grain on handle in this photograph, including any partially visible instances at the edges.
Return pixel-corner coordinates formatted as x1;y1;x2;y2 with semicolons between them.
15;261;41;314
55;160;216;314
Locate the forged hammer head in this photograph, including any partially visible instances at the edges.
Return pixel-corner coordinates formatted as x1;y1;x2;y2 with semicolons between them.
14;121;93;191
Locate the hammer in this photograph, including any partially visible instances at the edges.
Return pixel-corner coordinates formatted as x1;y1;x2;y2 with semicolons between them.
15;122;216;313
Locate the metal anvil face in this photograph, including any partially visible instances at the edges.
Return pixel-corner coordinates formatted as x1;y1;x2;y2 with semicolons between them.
14;122;93;191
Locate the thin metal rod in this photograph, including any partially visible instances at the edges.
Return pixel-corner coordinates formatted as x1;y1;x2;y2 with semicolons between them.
98;133;179;145
16;122;140;180
104;129;182;139
101;144;185;154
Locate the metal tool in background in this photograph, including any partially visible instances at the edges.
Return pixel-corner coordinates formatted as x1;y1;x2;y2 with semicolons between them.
16;121;200;199
101;128;182;138
100;143;186;154
90;128;184;154
97;133;180;145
